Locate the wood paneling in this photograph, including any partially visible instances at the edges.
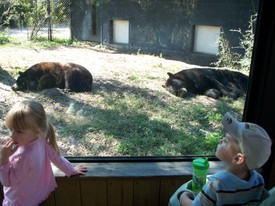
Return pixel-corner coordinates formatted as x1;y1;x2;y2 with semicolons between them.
42;176;188;206
108;178;133;206
42;161;224;205
159;177;191;206
54;178;82;206
133;178;160;206
80;179;107;206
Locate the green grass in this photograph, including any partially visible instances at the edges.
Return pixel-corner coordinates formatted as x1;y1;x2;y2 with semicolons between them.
47;89;245;156
0;37;246;157
0;34;81;48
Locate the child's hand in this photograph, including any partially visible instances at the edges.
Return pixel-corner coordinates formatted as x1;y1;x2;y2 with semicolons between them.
73;164;88;175
179;191;194;206
0;140;18;165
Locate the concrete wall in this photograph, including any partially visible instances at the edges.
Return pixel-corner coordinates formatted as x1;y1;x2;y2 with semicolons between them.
71;0;258;65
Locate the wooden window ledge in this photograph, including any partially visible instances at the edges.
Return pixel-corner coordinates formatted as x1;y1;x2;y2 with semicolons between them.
52;160;225;177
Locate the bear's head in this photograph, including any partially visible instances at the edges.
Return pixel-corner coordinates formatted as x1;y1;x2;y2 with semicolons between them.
162;72;188;97
12;71;37;91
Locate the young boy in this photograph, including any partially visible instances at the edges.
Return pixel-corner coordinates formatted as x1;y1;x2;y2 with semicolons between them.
180;112;272;206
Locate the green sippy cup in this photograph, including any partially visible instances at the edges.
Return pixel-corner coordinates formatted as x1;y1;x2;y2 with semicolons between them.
191;158;209;193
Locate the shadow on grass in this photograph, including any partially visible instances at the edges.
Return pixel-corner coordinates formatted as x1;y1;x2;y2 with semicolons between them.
37;77;244;156
0;67;15;88
37;78;181;156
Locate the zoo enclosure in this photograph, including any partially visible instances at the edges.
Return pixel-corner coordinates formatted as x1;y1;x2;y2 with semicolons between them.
0;0;71;40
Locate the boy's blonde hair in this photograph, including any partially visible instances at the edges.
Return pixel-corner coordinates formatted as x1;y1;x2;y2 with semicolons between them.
228;135;242;153
5;100;60;155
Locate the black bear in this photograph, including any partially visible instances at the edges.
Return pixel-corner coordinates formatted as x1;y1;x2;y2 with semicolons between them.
12;62;93;92
163;68;248;99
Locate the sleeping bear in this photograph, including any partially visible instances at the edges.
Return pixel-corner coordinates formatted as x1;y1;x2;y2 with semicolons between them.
163;68;248;99
12;62;93;92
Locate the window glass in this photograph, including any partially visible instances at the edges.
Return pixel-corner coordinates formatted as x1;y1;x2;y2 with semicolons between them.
0;0;259;158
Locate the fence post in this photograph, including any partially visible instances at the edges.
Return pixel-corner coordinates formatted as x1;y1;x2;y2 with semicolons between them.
47;0;52;41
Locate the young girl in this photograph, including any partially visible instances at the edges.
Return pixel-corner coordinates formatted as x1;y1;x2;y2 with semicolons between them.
0;100;87;206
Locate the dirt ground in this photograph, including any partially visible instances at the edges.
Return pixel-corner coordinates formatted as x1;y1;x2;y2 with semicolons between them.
0;43;209;156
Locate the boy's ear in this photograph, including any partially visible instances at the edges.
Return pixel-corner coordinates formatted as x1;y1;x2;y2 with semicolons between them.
232;153;245;165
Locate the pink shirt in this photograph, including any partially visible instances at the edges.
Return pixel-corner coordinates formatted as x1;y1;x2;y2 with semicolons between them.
0;137;77;206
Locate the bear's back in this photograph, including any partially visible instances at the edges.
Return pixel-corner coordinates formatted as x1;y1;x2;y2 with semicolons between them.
14;62;93;92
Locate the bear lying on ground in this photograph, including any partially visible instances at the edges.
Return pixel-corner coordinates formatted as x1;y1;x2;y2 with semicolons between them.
12;62;93;92
163;68;248;99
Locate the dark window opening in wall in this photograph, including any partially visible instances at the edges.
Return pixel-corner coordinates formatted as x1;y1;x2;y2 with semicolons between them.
92;0;97;36
109;20;114;43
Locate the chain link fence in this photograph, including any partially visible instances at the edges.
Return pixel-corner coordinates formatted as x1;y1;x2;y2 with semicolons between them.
0;0;71;40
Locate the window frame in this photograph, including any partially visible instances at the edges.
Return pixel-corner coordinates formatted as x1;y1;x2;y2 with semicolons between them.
242;0;275;186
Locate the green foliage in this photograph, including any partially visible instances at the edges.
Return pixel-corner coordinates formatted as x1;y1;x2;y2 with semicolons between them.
0;31;10;44
213;30;241;69
234;13;257;70
20;0;48;40
129;75;138;81
203;132;222;152
0;0;48;39
30;36;74;46
130;0;196;11
51;0;70;24
213;13;257;71
1;0;70;40
3;36;75;48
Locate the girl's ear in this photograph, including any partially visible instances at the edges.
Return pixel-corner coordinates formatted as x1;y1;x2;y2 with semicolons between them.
232;153;245;165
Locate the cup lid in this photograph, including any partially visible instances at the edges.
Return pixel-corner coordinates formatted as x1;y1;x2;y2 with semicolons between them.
192;158;209;170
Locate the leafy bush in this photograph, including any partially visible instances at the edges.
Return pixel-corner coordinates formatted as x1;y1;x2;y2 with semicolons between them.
0;31;9;44
1;0;70;40
213;13;257;71
212;29;241;69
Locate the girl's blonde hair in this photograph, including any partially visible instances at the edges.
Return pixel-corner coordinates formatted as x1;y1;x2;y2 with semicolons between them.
5;100;60;155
